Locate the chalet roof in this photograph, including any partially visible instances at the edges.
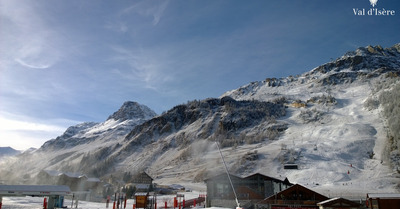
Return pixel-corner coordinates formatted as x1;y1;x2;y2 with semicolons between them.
204;172;290;184
135;192;148;196
42;170;86;178
243;173;292;185
134;171;154;180
317;197;360;207
204;173;243;182
265;184;328;201
0;185;71;196
367;193;400;199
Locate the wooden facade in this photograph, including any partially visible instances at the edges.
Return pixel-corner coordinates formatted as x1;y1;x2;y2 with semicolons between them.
205;173;292;208
256;184;329;209
130;172;153;192
367;193;400;209
132;172;153;185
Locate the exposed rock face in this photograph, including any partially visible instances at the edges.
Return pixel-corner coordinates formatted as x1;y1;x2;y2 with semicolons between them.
107;101;157;121
124;97;286;147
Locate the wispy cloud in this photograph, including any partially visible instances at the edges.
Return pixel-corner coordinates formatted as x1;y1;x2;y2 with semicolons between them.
108;45;174;91
0;0;61;69
15;58;51;69
120;0;169;25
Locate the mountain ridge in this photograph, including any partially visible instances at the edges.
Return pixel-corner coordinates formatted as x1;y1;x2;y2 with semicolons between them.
1;43;399;196
0;147;21;158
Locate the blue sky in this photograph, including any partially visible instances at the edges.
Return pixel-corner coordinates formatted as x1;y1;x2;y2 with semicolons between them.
1;0;399;150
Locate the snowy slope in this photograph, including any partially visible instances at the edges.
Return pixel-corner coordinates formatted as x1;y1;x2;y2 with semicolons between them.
220;44;400;196
1;44;399;198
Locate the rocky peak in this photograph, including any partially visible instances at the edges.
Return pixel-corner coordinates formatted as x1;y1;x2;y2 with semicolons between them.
342;44;400;57
107;101;157;121
310;43;400;77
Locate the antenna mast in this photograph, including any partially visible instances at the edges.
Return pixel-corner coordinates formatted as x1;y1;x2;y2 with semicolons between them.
215;141;241;208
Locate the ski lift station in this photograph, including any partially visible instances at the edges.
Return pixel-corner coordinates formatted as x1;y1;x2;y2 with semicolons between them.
0;185;71;209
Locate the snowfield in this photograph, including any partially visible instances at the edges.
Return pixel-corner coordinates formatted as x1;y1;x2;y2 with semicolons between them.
221;80;399;198
1;190;208;209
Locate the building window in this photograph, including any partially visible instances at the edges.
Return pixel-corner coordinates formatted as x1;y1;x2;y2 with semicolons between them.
216;183;230;198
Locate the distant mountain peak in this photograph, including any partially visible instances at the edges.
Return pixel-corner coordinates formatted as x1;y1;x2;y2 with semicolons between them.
107;101;157;121
0;146;21;157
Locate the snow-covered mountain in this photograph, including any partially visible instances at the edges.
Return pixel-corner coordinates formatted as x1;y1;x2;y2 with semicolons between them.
0;101;157;182
0;147;21;158
220;44;400;195
41;101;157;150
0;44;399;197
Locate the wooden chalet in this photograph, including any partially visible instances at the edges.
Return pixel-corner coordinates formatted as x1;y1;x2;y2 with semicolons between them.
367;193;400;209
245;173;292;198
132;172;153;185
256;184;329;209
205;173;292;208
129;172;154;192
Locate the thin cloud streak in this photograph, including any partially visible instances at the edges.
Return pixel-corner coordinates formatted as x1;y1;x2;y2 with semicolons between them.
108;45;175;91
0;0;62;70
120;0;169;25
15;58;51;69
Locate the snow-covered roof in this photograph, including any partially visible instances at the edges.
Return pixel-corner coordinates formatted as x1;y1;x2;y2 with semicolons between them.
42;170;88;179
317;197;360;207
86;177;101;182
318;197;341;204
0;185;71;196
135;192;148;196
367;193;400;199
